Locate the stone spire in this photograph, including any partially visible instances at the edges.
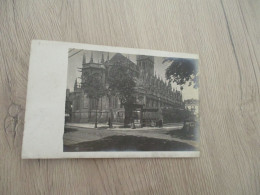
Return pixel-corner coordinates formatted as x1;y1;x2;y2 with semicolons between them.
101;53;104;63
89;52;93;63
107;53;109;61
74;78;77;91
82;53;86;64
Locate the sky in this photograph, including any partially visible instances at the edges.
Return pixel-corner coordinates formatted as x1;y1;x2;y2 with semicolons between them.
67;49;199;100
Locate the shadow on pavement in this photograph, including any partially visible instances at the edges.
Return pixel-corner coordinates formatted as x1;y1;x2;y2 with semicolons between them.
64;135;197;152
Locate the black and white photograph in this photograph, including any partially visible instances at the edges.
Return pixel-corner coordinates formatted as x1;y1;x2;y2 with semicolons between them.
64;49;199;153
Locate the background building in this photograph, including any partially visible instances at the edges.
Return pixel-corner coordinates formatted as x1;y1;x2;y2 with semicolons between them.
184;99;199;116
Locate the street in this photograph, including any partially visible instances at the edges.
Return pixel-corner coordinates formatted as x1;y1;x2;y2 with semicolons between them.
63;123;199;152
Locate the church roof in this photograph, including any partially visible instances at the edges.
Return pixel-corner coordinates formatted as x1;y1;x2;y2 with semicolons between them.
108;53;136;67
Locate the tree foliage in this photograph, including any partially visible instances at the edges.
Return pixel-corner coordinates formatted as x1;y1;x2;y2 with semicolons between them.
107;64;136;105
162;108;195;123
81;73;107;99
163;58;198;89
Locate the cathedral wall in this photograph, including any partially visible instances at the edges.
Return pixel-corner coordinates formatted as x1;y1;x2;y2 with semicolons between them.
70;94;125;124
69;53;184;125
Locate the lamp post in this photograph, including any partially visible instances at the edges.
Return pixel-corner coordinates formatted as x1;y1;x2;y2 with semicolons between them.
95;98;98;128
95;109;98;128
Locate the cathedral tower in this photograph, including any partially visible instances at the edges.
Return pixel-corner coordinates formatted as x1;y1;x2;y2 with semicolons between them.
136;55;154;76
74;78;78;91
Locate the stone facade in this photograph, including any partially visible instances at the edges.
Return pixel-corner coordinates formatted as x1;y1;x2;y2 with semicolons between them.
184;99;199;116
66;52;184;124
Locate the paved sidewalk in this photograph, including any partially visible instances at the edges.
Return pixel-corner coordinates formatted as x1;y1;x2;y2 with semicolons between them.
65;122;184;131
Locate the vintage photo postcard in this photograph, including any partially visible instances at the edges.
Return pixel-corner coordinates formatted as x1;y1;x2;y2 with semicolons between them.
22;40;199;158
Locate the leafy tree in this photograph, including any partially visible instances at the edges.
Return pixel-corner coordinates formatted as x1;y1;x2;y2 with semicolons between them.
107;65;136;104
81;73;107;128
107;64;136;126
163;58;198;90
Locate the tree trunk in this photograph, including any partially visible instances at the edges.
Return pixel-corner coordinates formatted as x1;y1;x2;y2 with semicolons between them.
88;98;92;122
124;104;133;127
94;99;99;128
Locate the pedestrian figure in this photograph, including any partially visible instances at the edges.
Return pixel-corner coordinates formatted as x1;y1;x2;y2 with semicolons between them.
108;117;113;128
158;119;163;127
131;118;136;129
